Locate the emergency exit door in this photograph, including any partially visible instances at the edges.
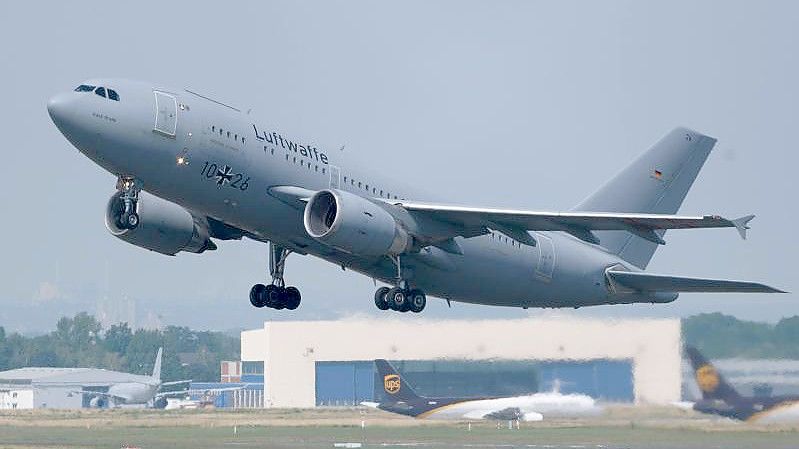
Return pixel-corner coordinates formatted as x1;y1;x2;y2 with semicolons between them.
153;91;177;137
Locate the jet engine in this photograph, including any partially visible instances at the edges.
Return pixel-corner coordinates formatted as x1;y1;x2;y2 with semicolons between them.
105;191;216;256
304;189;411;256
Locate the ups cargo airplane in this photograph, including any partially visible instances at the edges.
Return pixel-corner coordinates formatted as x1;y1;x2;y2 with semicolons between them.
363;359;601;421
47;79;783;313
685;347;799;423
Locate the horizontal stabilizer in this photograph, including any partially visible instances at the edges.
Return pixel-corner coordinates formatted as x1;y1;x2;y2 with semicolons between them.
607;270;785;293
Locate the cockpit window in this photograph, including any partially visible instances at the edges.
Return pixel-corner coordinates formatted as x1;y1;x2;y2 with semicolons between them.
74;84;96;92
95;87;107;98
107;89;119;101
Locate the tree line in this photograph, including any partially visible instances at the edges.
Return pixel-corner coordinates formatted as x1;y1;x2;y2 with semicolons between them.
683;312;799;359
0;312;240;382
1;311;796;380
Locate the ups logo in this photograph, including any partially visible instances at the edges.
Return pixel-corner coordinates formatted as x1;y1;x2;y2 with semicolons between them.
696;364;720;393
384;374;401;394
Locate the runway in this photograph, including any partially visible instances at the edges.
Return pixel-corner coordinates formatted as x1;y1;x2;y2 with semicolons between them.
0;406;797;449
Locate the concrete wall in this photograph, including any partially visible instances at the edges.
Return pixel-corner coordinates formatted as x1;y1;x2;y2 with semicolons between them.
241;318;681;408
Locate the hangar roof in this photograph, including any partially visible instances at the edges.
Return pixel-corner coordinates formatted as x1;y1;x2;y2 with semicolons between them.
0;367;152;386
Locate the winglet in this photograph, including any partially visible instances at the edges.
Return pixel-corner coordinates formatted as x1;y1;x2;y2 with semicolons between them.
731;214;755;240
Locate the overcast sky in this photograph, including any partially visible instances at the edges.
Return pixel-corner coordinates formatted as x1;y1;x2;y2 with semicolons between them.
0;1;795;332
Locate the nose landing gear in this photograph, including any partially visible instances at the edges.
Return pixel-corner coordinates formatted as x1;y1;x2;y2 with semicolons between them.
249;243;302;311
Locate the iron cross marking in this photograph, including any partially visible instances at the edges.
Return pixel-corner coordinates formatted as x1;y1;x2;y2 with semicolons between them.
215;165;234;186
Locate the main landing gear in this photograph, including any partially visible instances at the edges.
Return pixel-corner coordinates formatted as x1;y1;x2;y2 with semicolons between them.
249;243;301;310
373;255;427;313
115;176;142;230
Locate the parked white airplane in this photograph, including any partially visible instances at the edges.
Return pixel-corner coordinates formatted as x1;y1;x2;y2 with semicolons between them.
361;360;601;421
74;348;190;408
47;79;783;314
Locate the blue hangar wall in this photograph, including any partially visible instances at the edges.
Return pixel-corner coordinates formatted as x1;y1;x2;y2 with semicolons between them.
314;359;633;406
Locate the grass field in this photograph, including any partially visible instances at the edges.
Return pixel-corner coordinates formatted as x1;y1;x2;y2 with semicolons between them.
1;406;797;449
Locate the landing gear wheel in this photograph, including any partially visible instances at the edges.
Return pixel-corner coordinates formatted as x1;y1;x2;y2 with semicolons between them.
126;212;140;229
263;284;284;309
387;287;407;312
249;284;267;308
283;286;301;310
374;287;390;310
408;289;426;313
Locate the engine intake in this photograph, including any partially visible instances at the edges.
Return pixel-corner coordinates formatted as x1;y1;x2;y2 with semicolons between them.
304;189;411;256
105;191;216;255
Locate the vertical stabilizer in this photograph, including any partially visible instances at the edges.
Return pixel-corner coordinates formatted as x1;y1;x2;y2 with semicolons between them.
152;347;163;381
574;128;716;268
685;346;741;402
375;359;422;402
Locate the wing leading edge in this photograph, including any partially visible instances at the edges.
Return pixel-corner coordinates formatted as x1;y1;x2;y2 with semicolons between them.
606;270;785;293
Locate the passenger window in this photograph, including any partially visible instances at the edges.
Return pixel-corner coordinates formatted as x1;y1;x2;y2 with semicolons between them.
212;126;215;132
227;131;231;138
95;87;106;98
242;137;245;144
234;134;238;141
74;84;95;92
108;89;119;101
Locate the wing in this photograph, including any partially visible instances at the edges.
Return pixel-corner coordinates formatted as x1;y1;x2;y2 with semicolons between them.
264;185;753;248
462;407;543;421
70;390;127;401
607;270;786;293
160;379;192;387
393;200;754;248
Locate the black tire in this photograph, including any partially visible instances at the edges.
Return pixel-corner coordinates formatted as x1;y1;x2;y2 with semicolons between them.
387;287;407;311
374;287;390;310
126;212;139;229
249;284;267;308
284;286;301;310
408;289;426;313
264;284;284;309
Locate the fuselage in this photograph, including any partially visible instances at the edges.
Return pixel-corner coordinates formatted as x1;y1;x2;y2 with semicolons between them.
48;78;673;308
379;392;600;420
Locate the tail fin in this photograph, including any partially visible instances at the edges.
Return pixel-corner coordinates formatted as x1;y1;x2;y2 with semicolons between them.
152;347;163;380
574;128;716;269
685;346;741;402
375;359;422;402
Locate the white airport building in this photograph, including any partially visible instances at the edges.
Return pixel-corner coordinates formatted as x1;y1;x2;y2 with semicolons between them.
0;368;147;409
240;317;683;408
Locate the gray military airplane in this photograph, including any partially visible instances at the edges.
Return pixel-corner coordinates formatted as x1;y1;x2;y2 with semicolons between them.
47;79;783;313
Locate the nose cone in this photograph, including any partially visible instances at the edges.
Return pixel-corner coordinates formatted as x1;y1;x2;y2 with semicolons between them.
47;93;72;128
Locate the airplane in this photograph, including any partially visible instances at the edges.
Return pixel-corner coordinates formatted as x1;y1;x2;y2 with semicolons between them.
74;347;191;408
685;346;799;423
47;79;784;314
361;359;601;421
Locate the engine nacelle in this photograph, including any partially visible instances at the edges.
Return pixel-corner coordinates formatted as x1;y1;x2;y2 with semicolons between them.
304;189;411;256
105;191;216;256
89;396;108;408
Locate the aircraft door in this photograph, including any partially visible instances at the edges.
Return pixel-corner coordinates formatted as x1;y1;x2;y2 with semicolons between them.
329;165;341;189
153;91;178;137
535;233;555;279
